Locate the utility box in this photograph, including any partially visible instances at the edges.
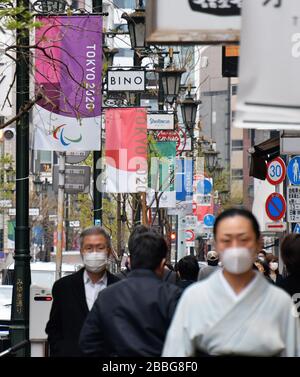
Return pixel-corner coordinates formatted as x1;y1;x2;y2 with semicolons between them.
29;285;53;357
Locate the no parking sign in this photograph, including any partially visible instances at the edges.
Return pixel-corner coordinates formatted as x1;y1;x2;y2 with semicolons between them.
265;193;286;222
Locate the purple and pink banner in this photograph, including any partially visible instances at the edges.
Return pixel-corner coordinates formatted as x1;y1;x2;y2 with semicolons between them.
103;108;148;193
33;16;102;151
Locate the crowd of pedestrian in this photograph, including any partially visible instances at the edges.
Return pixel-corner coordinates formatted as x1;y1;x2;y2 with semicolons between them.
45;208;300;357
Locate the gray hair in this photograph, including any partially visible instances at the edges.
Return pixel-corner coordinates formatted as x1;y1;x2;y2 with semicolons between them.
79;226;112;250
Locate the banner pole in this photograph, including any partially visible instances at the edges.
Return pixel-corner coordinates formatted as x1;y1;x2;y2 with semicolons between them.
10;0;31;357
93;0;103;226
56;152;65;281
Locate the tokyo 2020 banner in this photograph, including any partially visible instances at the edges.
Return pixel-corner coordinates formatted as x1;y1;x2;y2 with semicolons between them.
33;16;102;151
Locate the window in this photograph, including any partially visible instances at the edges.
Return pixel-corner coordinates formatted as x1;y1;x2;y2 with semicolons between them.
231;110;236;121
232;85;238;96
114;0;136;9
40;151;51;163
115;48;133;58
232;169;243;180
232;140;243;151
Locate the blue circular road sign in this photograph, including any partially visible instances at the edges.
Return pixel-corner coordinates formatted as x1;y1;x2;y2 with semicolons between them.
203;214;215;228
287;156;300;185
197;179;212;195
265;193;286;221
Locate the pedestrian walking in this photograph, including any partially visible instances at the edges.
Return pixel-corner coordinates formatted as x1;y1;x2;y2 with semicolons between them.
265;254;283;284
116;225;149;280
254;258;273;283
162;208;300;357
45;226;119;357
79;231;182;357
277;234;300;314
175;255;199;290
198;250;221;281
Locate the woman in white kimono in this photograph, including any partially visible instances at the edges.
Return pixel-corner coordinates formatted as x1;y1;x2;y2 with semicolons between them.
162;208;300;357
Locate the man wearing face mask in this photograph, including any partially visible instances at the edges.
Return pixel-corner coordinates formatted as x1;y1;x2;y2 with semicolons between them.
79;231;182;357
163;208;300;357
45;227;120;357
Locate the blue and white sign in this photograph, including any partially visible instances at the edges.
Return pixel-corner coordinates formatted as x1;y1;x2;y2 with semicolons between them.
197;179;212;195
293;223;300;234
176;158;193;202
203;214;215;228
287;157;300;185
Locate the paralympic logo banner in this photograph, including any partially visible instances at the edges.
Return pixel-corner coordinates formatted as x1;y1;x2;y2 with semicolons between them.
103;108;148;193
33;15;102;151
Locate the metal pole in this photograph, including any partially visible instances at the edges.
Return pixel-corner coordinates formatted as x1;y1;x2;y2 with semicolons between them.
65;193;69;251
117;194;121;257
175;215;178;265
10;0;31;357
56;153;65;281
158;54;164;234
133;51;142;225
93;0;103;226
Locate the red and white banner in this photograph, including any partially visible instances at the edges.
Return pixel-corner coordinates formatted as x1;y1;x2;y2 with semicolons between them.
104;108;148;193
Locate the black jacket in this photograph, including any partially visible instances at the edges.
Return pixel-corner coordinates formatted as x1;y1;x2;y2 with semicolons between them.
176;279;196;290
79;269;182;357
45;268;119;357
277;274;300;298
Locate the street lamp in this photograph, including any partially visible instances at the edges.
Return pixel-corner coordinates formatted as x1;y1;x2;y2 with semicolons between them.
180;85;201;138
121;1;146;50
33;174;43;195
5;164;14;183
108;213;115;226
213;160;224;180
203;145;220;173
219;190;230;204
157;48;186;105
32;0;67;13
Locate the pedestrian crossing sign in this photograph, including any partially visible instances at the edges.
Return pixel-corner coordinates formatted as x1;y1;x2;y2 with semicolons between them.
294;223;300;234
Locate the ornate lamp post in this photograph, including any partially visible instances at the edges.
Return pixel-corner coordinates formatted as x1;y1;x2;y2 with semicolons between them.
219;190;230;205
32;0;67;13
121;0;146;50
203;144;220;174
180;85;201;139
156;48;186;105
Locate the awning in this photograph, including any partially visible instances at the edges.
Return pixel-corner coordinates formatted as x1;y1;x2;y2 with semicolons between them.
249;136;280;180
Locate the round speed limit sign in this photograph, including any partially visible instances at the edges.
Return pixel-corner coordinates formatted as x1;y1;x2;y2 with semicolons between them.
266;157;286;185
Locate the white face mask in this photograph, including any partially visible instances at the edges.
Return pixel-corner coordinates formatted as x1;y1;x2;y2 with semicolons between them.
220;247;254;275
82;251;108;273
270;262;279;271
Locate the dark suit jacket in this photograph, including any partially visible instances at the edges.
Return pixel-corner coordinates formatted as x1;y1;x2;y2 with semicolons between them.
79;269;182;357
277;274;300;297
45;268;119;357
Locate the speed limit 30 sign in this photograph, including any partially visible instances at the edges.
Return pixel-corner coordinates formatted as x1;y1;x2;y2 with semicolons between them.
266;157;286;186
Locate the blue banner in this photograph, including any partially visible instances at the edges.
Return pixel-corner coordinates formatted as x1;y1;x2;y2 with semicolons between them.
176;158;193;202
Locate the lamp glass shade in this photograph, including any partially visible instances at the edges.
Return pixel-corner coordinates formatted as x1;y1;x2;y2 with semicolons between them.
124;10;146;49
34;176;43;194
36;0;67;13
204;150;219;171
161;70;184;104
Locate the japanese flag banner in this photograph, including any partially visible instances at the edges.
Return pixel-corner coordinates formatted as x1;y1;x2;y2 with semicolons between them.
235;0;300;130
